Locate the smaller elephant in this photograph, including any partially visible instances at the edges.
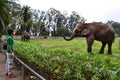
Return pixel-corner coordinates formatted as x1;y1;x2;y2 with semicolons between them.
21;31;30;41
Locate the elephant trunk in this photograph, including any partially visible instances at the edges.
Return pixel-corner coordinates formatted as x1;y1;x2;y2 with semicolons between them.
63;33;76;41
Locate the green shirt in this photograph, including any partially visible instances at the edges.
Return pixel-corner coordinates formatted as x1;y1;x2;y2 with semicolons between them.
6;35;14;53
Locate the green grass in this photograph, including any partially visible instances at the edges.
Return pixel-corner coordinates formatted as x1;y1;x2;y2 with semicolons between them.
14;38;120;80
29;38;120;54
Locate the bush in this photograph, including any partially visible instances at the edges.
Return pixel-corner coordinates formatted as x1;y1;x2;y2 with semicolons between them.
0;29;7;35
14;39;120;80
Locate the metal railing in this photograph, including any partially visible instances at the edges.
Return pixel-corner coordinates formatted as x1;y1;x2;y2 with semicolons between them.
14;56;46;80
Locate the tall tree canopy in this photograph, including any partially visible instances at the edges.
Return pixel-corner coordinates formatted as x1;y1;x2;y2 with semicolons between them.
0;0;11;31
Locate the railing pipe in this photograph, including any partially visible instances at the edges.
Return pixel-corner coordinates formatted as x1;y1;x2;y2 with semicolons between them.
14;56;46;80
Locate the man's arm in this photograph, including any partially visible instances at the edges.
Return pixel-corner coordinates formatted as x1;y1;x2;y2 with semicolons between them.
7;44;13;53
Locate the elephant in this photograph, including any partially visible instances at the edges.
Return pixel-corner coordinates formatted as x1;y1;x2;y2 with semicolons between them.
21;31;31;41
63;22;115;55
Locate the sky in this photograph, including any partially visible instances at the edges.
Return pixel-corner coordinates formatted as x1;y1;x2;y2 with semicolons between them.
19;0;120;22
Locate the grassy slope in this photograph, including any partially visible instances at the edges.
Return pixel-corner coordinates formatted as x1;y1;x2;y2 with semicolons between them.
14;38;120;80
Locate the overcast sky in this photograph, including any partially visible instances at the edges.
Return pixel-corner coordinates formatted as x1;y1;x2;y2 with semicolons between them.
19;0;120;22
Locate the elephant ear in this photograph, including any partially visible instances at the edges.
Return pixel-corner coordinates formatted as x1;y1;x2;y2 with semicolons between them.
81;28;90;36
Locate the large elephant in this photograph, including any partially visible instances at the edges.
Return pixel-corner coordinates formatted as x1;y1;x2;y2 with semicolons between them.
21;31;31;41
63;22;115;55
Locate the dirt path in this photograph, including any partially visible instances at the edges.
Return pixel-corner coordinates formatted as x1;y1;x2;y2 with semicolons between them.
0;53;22;80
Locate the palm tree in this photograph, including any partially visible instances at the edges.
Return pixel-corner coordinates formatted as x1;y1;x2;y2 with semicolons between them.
9;1;21;26
20;5;32;32
0;0;10;30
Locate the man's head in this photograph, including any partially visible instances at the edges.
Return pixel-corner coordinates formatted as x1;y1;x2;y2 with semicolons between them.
7;27;15;35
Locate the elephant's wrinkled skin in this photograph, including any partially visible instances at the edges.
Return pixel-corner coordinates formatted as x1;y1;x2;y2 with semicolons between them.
63;22;115;55
21;31;30;41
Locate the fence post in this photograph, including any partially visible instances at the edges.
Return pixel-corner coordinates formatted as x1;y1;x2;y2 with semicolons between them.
22;64;25;80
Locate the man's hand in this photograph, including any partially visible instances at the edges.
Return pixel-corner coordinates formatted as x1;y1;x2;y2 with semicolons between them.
9;53;14;59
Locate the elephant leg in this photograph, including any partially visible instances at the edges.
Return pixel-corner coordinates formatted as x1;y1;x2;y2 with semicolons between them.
107;42;112;55
86;37;94;53
99;42;106;54
21;37;24;41
24;38;25;41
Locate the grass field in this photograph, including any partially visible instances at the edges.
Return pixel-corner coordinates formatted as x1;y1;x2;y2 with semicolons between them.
29;38;120;54
14;38;120;80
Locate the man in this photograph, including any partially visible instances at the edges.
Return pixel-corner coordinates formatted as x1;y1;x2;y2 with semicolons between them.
5;27;16;78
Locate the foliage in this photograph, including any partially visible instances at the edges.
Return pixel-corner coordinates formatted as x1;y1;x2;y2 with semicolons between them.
9;2;86;36
19;5;32;32
107;20;120;37
1;0;120;37
0;0;11;30
0;34;2;38
14;38;120;80
54;26;71;36
0;29;7;35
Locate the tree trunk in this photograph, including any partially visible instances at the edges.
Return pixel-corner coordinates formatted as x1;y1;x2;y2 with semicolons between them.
0;17;5;30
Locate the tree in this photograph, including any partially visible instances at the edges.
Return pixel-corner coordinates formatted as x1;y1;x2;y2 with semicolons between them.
19;5;32;32
38;8;86;36
67;11;86;31
39;22;48;36
0;0;11;32
7;0;23;35
9;0;21;28
107;21;120;36
56;26;70;36
32;10;41;36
